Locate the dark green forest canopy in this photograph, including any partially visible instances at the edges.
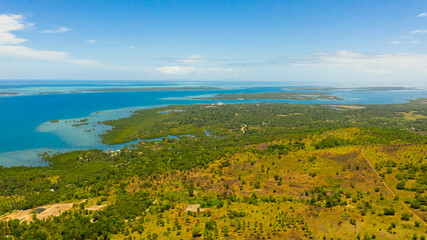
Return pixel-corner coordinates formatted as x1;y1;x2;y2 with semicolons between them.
101;98;427;145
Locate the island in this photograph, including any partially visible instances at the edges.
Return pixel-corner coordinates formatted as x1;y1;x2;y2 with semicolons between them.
295;86;420;91
0;92;23;96
81;86;222;93
194;91;343;100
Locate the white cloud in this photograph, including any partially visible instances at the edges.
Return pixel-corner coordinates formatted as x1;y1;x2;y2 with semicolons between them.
85;39;97;43
174;54;207;63
294;50;427;74
389;41;400;44
0;14;126;69
155;65;233;74
416;12;427;17
155;66;197;74
0;45;100;66
42;26;70;34
0;14;31;44
411;30;427;34
204;67;234;74
364;68;394;75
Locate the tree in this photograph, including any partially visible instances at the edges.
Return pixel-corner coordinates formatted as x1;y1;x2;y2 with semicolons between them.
192;226;202;237
401;213;412;221
204;220;218;239
222;225;229;237
396;181;406;190
188;186;195;197
383;207;395;216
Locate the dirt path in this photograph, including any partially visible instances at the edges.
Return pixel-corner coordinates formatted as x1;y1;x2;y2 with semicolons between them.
361;147;426;226
241;124;246;134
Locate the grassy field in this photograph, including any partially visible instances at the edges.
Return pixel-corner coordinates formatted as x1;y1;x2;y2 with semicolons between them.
118;129;426;239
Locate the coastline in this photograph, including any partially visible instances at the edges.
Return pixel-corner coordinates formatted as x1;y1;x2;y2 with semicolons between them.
1;84;426;167
0;105;164;167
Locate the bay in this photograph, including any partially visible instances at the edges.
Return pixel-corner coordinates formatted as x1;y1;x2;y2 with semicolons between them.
0;81;425;167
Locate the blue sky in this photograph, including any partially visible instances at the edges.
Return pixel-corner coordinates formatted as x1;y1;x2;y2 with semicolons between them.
0;0;427;85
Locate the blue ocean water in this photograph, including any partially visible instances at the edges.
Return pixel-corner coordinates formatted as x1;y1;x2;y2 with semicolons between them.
0;81;425;167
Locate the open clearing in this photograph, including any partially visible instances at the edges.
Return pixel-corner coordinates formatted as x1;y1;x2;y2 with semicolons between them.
0;203;73;222
86;204;108;211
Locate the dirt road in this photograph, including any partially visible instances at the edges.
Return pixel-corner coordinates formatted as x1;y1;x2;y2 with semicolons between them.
361;147;426;227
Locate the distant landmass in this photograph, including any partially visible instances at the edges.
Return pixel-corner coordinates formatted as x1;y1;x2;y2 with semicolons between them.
0;92;22;96
295;86;420;91
81;86;222;93
1;87;222;96
195;92;343;100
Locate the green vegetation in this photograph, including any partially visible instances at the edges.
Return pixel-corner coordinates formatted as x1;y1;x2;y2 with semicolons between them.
33;87;221;95
101;99;427;144
0;92;22;96
296;86;420;91
195;91;343;100
87;86;221;92
0;99;426;239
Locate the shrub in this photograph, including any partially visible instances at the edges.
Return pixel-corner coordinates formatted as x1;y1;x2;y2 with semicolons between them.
414;220;421;227
396;181;406;190
192;227;202;237
411;200;421;209
383;207;395;216
401;213;412;221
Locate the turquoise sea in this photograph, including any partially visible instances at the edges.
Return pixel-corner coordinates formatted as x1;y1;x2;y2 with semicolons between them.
0;80;426;167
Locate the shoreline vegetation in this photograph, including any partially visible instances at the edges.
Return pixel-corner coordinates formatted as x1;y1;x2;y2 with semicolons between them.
295;86;420;91
0;92;22;96
0;86;222;97
194;92;343;101
0;98;426;239
0;86;422;98
86;86;222;92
